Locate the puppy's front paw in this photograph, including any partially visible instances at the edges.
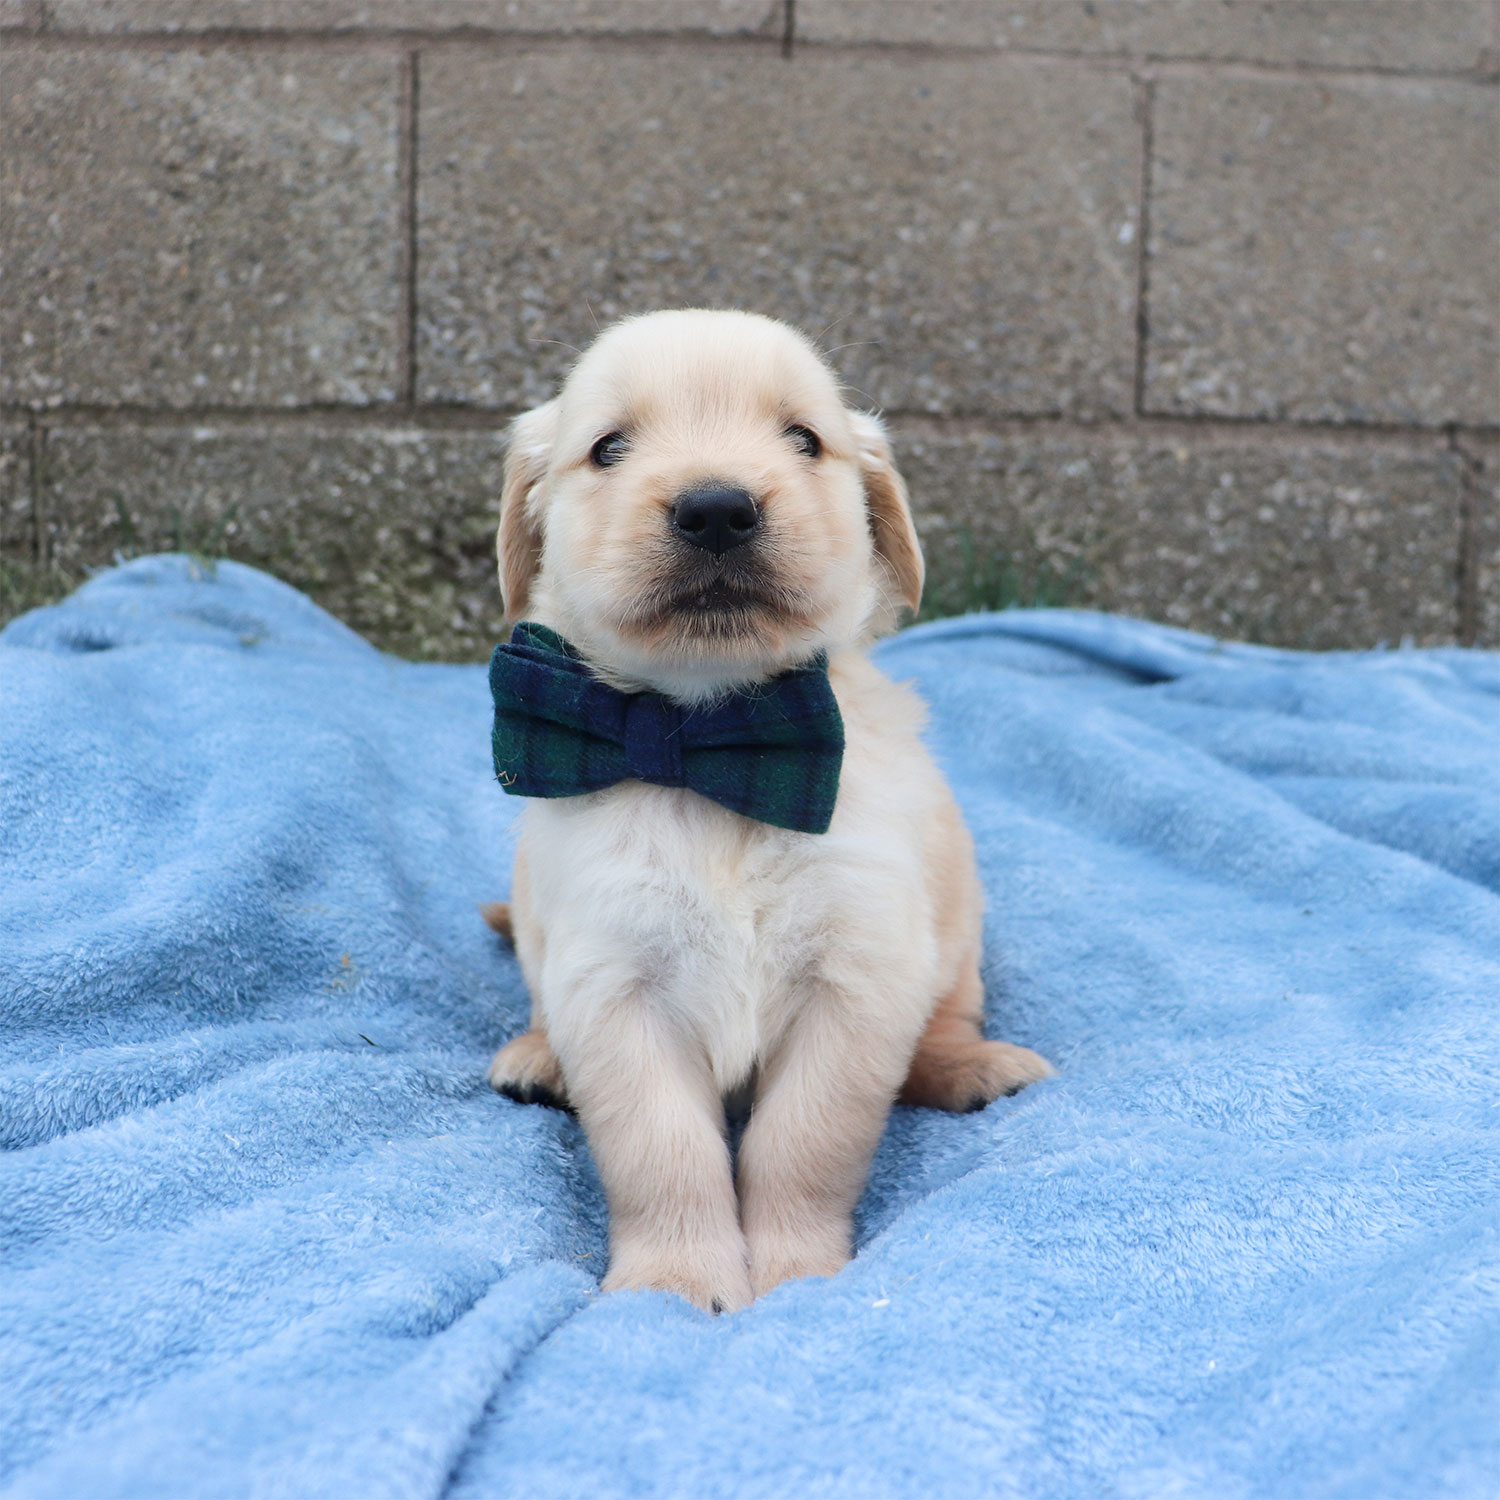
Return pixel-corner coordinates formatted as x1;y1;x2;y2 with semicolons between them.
746;1222;851;1299
603;1239;753;1314
900;1038;1055;1113
488;1029;570;1110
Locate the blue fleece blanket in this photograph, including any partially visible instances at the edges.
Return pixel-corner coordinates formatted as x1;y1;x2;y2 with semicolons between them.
2;555;1497;1500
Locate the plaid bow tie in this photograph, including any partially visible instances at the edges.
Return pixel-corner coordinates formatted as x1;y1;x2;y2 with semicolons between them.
488;622;845;834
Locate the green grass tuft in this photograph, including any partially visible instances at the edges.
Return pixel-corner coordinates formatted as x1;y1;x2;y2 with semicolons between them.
0;559;76;631
918;530;1085;623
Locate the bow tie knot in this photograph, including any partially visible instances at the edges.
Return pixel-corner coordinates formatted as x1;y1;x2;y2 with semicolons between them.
488;623;845;834
621;692;685;787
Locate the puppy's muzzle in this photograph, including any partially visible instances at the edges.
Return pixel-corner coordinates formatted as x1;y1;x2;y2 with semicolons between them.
671;485;761;557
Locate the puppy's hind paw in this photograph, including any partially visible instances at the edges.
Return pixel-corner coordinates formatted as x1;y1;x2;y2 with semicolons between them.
479;901;514;942
900;1038;1055;1113
488;1029;571;1110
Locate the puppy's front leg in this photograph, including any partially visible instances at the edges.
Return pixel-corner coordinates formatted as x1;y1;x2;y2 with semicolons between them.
737;984;924;1298
558;996;752;1314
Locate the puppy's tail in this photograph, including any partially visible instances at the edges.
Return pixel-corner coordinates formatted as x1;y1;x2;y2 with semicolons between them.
479;901;514;942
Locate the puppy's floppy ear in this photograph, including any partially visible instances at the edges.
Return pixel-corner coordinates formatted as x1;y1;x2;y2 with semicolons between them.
497;400;558;621
848;410;924;616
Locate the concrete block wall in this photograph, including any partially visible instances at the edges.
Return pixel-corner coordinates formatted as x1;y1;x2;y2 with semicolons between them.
2;0;1496;659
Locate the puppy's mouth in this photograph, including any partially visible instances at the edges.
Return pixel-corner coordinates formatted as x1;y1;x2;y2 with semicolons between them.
673;577;771;615
618;551;814;646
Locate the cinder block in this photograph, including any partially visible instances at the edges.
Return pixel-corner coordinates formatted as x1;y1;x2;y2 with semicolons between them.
890;427;1463;647
36;425;510;659
22;421;1468;653
797;1;1494;71
417;50;1139;417
43;1;780;34
1;50;402;408
1144;75;1499;427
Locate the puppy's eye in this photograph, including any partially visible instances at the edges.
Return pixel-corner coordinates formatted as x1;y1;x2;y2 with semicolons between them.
785;425;822;460
589;432;629;469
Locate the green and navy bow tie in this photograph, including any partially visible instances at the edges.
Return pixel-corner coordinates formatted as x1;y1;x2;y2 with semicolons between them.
489;622;845;834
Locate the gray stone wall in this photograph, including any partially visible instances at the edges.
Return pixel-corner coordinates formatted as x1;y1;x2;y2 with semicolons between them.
2;0;1496;658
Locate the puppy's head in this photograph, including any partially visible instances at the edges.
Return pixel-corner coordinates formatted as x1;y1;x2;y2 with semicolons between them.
497;309;922;700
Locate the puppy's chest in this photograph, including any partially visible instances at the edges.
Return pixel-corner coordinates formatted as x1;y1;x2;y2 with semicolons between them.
530;788;847;1070
590;788;834;959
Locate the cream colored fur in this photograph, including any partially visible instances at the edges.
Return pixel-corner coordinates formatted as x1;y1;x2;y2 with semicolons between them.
487;310;1052;1311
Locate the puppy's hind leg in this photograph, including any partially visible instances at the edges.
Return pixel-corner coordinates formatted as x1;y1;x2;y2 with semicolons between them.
482;895;571;1108
489;1027;570;1110
899;962;1054;1114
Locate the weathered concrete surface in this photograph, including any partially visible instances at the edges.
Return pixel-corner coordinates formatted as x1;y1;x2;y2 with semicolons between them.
2;3;1491;654
890;427;1464;647
1145;75;1499;427
43;1;780;34
37;426;510;659
797;1;1495;71
0;49;402;408
417;50;1139;416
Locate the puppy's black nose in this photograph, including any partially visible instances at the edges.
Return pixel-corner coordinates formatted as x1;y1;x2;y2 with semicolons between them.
671;485;761;556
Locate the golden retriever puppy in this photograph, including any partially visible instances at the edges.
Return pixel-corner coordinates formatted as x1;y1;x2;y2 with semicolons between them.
486;309;1052;1312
